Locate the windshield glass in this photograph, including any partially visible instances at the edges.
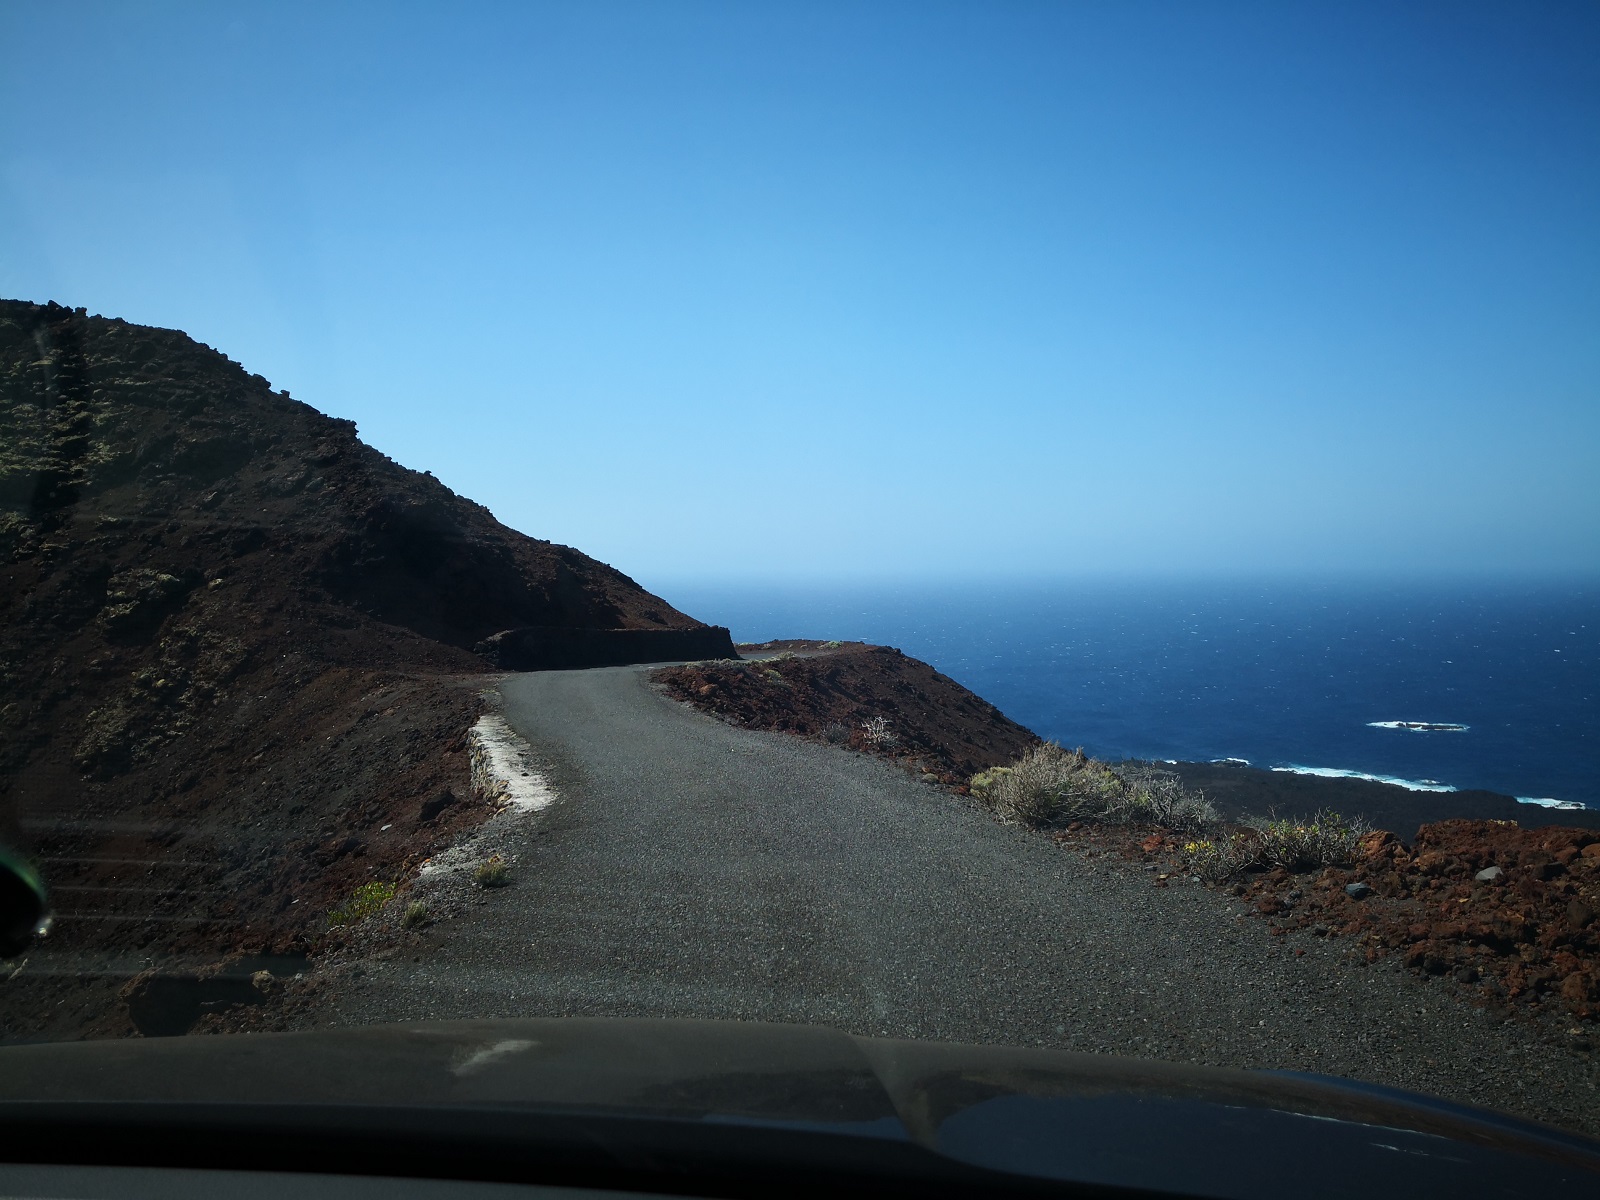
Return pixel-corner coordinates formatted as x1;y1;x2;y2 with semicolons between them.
2;0;1597;1152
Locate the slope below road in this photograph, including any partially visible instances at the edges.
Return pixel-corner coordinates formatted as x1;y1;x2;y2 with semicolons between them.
327;665;1600;1135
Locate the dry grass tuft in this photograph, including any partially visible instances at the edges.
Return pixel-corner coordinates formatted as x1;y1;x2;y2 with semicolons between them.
860;715;898;748
1178;833;1262;882
978;745;1374;883
979;743;1216;831
474;854;511;888
328;880;395;927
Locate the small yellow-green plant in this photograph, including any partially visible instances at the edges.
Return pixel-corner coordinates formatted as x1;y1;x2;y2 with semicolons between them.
1176;811;1369;881
967;766;1012;800
1180;832;1260;882
328;880;396;927
474;854;511;888
401;900;430;929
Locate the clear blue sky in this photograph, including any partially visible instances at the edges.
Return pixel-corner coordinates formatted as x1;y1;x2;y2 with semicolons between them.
3;1;1596;586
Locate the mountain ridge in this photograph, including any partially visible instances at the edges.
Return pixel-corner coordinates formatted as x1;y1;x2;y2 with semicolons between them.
0;298;723;1037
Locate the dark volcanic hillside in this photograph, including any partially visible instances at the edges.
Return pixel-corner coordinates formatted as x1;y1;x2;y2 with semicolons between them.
0;298;718;1037
1;300;706;649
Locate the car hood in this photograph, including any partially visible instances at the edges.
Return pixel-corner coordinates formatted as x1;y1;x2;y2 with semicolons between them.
0;1017;1596;1197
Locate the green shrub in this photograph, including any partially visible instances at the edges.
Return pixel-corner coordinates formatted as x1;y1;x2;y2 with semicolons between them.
1178;811;1369;881
820;640;843;649
1179;832;1260;882
401;900;430;929
1253;810;1369;871
1119;767;1219;833
967;766;1012;800
474;854;511;888
328;880;396;927
984;743;1092;824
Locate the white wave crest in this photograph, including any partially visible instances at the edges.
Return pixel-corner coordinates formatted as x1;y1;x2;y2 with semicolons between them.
1271;765;1457;793
1211;757;1251;766
1367;721;1469;732
1516;796;1588;811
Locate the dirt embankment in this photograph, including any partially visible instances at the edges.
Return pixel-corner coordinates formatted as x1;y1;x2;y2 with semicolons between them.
1165;820;1600;1023
652;640;1039;783
0;299;710;1038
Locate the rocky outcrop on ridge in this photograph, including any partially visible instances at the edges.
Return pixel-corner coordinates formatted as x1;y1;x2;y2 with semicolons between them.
653;640;1040;784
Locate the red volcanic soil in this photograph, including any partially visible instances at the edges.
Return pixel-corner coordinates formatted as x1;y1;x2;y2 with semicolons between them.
652;640;1039;785
1275;821;1600;1018
1115;819;1600;1023
0;299;709;1038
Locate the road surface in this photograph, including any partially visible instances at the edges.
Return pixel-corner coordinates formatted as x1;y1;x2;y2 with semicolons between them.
330;664;1599;1132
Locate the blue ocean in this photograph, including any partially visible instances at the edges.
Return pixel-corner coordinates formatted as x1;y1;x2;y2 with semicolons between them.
666;579;1598;810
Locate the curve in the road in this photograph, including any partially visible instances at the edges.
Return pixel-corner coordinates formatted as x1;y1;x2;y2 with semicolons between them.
333;664;1600;1134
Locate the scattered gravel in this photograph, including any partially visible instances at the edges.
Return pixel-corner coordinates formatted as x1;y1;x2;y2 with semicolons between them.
326;665;1600;1136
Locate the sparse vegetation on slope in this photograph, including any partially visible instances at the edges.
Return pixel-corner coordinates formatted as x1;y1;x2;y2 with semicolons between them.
1176;812;1371;883
973;744;1375;883
974;742;1218;833
328;881;396;927
971;744;1600;1022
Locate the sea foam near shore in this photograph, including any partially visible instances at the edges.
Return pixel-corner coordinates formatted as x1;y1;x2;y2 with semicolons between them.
1272;765;1456;792
1270;765;1588;810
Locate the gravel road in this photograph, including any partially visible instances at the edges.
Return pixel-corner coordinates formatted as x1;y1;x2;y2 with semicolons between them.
330;665;1600;1134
